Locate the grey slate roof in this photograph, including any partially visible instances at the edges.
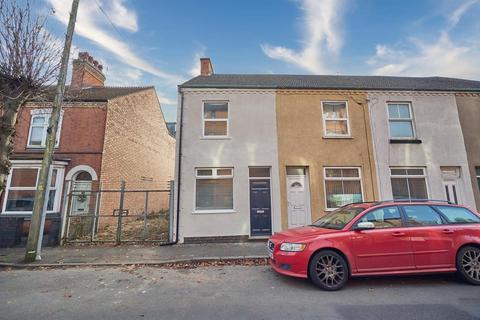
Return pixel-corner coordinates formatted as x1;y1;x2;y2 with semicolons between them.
180;74;480;92
32;86;153;102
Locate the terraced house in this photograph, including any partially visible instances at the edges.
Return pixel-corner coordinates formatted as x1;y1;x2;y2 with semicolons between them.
0;52;175;248
175;58;480;243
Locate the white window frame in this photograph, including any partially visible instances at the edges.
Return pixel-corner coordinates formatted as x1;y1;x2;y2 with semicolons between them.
27;108;63;148
321;101;351;138
202;101;229;138
387;102;416;140
193;167;235;213
390;167;429;200
323;167;364;210
2;161;65;215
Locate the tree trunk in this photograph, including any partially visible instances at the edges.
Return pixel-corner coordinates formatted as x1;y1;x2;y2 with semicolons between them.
0;98;23;197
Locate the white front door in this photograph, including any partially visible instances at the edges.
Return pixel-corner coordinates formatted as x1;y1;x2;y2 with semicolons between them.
443;181;461;205
287;174;310;228
71;181;92;215
441;167;462;205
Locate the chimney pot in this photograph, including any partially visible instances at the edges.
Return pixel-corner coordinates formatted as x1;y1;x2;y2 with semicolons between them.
200;58;214;76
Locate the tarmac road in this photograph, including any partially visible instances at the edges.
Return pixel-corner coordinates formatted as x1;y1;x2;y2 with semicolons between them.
0;265;479;320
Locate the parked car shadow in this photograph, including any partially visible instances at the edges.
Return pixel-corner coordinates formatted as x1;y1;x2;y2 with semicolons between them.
269;268;466;291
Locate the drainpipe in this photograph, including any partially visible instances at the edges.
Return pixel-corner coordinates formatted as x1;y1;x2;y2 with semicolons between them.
160;87;184;245
172;87;184;244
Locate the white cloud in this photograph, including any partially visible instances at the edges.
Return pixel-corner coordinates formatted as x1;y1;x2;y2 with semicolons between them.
107;0;138;32
369;1;480;79
188;45;206;77
448;0;479;29
47;0;180;82
261;0;345;74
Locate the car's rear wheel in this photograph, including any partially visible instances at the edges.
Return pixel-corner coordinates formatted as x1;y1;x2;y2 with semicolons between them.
457;245;480;285
309;250;348;291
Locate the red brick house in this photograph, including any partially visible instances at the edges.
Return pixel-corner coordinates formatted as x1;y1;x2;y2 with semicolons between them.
0;52;175;247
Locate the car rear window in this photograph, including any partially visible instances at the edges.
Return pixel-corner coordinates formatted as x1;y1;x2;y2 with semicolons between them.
433;206;480;224
402;205;444;226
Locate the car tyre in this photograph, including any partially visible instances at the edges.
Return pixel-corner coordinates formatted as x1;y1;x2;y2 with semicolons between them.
309;250;349;291
457;245;480;285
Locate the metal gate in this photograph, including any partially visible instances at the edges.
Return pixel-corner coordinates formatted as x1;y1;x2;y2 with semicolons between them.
61;181;174;244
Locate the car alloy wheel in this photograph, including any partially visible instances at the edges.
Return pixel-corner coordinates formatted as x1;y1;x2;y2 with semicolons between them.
457;246;480;285
309;250;348;291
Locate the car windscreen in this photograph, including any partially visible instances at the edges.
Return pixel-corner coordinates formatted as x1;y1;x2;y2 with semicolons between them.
312;206;366;230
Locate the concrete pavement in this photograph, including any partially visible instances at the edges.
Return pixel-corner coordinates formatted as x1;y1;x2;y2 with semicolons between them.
0;242;268;267
0;265;479;320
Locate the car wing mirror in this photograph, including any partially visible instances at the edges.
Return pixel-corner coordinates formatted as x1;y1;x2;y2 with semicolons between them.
355;221;375;230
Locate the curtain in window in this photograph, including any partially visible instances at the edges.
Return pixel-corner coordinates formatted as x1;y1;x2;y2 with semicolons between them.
196;179;233;210
325;180;362;208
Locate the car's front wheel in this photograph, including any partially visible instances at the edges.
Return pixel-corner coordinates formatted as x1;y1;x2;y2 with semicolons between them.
457;245;480;285
309;250;349;291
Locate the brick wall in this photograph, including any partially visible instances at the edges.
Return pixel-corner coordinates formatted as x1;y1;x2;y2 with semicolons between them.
98;88;175;221
0;103;107;247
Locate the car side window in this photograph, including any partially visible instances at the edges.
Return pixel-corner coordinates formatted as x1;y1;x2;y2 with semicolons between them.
433;206;480;224
357;206;402;229
402;205;443;226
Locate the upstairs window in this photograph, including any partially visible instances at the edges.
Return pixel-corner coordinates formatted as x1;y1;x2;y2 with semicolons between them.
203;102;228;137
388;103;415;139
322;101;350;137
27;109;63;148
390;168;428;200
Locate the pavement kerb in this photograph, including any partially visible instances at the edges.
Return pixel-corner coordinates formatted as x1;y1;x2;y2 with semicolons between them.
0;255;269;269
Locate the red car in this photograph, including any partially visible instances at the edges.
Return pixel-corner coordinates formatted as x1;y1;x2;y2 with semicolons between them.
268;200;480;291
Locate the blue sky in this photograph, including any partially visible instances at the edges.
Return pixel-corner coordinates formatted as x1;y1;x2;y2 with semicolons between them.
37;0;480;122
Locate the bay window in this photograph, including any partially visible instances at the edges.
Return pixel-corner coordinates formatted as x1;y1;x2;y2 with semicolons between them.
3;164;64;214
195;168;233;211
324;167;363;209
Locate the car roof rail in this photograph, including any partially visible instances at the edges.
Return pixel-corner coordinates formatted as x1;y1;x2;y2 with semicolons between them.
375;199;453;205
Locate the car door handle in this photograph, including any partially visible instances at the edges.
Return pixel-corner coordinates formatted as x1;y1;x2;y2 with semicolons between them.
442;229;454;234
391;232;406;237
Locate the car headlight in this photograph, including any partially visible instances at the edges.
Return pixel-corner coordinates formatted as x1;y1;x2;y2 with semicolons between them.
280;243;306;252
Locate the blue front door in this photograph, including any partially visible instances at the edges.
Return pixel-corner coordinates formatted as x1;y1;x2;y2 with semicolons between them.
250;179;272;236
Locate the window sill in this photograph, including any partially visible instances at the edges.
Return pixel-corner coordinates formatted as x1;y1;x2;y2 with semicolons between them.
322;136;353;139
389;139;422;144
192;209;236;214
200;137;231;141
324;208;337;212
26;146;60;150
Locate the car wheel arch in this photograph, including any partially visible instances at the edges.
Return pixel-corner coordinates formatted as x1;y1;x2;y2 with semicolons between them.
307;247;352;279
457;243;480;258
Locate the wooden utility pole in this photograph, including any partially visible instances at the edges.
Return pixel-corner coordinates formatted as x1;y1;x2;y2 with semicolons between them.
25;0;80;263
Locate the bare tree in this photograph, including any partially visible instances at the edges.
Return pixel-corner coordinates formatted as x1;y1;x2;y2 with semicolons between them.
0;0;61;196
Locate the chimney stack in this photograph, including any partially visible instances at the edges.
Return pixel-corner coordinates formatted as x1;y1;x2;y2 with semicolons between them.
71;52;106;89
200;58;214;76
